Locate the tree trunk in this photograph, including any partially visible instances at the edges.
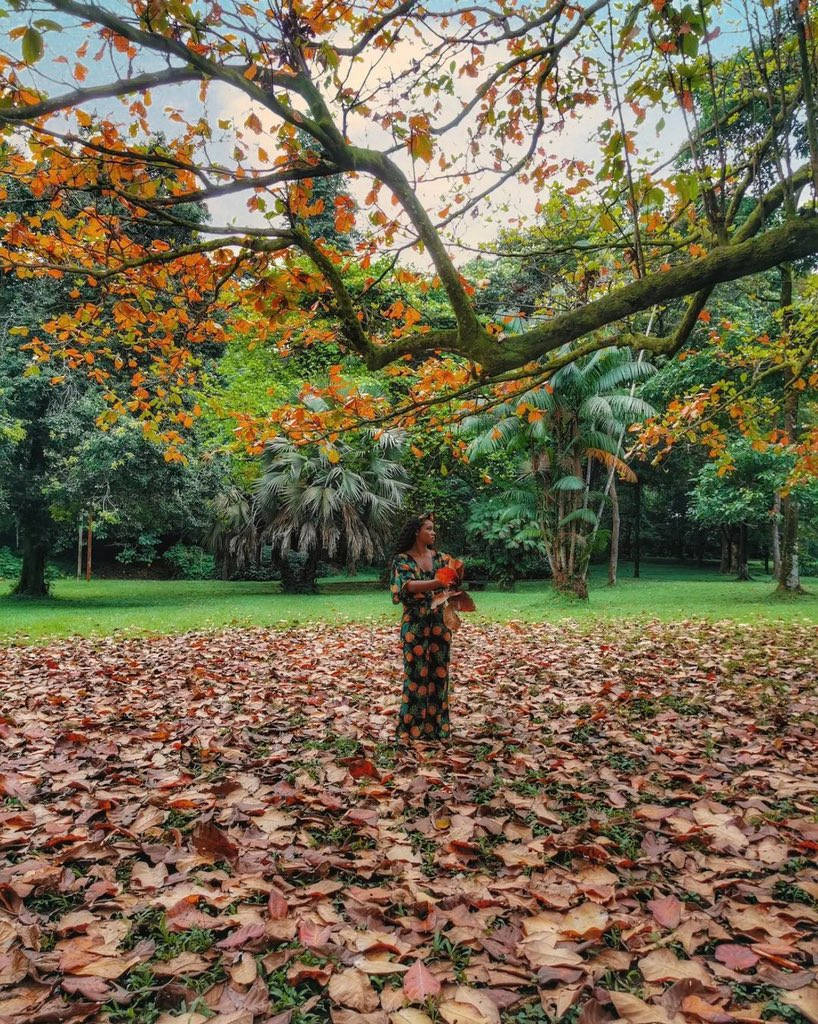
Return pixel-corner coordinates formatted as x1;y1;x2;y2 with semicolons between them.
553;569;589;599
777;388;803;594
608;476;619;586
10;419;51;598
735;522;752;581
719;526;730;573
776;265;804;595
633;476;641;578
771;492;781;578
12;531;49;598
302;545;321;592
85;511;93;582
778;491;803;594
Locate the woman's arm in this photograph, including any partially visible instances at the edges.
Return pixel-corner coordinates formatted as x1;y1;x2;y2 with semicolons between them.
405;578;446;595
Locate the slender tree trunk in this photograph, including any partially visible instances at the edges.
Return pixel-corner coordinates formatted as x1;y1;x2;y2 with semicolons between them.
695;531;705;567
735;522;752;580
778;490;803;594
77;516;84;581
763;543;769;575
633;477;641;578
608;476;620;586
771;493;782;578
719;526;730;573
85;511;93;582
776;264;805;595
777;391;803;593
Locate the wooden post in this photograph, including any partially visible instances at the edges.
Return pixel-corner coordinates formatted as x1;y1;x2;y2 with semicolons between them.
85;511;93;582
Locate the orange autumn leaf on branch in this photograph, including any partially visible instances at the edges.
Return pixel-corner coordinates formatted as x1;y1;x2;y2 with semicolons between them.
0;0;814;458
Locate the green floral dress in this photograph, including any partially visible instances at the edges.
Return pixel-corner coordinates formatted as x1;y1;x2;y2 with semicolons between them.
390;551;453;741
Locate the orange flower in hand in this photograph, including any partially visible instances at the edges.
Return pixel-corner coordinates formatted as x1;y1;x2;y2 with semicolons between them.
435;566;458;585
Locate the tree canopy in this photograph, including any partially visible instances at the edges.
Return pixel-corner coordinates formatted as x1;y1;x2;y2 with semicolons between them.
0;0;816;453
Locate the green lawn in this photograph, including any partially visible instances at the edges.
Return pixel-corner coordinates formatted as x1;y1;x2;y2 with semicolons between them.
1;562;815;643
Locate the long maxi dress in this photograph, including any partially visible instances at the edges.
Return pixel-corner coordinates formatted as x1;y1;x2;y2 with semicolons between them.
390;550;453;741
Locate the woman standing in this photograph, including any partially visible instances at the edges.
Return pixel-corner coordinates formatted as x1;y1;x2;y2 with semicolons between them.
390;513;458;742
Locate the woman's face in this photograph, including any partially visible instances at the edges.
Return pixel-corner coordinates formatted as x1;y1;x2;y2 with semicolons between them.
417;518;436;548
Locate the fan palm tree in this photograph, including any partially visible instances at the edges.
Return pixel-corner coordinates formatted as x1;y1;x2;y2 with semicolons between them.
207;485;260;580
461;347;656;598
253;425;410;592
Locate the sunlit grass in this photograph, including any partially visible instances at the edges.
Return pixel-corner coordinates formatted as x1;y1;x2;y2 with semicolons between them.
1;561;814;643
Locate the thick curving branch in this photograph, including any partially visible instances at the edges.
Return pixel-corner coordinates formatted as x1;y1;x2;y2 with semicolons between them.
0;67;201;122
491;214;818;373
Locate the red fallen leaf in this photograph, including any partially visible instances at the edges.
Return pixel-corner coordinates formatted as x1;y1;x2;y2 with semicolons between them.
298;921;332;948
84;880;117;904
215;922;266;950
44;833;87;847
348;759;380;781
714;945;759;971
287;962;333;986
61;976;117;1001
681;995;734;1022
403;959;442;1002
648;896;683;929
317;791;344;809
192;821;238;861
346;808;378;827
268;887;289;920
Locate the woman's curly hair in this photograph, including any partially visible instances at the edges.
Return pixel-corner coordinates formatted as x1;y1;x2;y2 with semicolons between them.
394;512;434;555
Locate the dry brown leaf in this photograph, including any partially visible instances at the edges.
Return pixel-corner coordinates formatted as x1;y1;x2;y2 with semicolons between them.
329;968;380;1013
780;986;818;1024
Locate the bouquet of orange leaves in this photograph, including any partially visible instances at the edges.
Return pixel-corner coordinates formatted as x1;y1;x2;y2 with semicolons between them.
431;556;475;631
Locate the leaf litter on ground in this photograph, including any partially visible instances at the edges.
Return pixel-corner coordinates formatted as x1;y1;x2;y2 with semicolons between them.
0;619;816;1024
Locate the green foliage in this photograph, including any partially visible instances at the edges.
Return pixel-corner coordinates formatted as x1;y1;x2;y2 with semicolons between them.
0;547;20;580
162;543;216;580
465;495;547;585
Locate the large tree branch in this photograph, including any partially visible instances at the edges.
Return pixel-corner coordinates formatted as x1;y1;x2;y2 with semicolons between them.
491;214;818;373
0;67;201;122
641;163;815;360
1;233;293;281
43;0;328;141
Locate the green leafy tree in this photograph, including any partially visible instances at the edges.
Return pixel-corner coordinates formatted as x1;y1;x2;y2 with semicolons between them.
689;441;782;580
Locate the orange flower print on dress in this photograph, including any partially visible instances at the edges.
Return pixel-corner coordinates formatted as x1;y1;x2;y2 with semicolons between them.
390;551;453;741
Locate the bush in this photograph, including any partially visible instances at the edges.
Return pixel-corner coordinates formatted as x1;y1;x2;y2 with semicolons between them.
162;543;216;580
590;528;611;563
465;497;548;586
228;564;281;582
0;546;20;580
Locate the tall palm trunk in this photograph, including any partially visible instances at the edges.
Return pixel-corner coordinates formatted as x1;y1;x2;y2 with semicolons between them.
608;475;619;586
776;264;804;595
771;493;781;578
